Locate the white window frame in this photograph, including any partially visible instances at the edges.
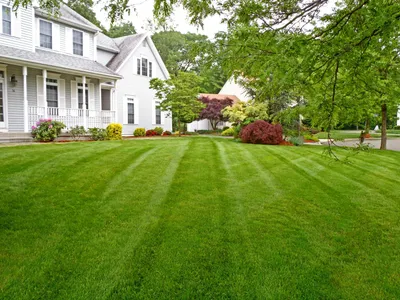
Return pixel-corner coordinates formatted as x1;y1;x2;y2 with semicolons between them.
0;64;8;129
77;82;89;110
39;19;53;49
2;6;11;36
127;97;135;124
72;29;84;56
46;78;59;108
141;57;148;76
154;100;161;125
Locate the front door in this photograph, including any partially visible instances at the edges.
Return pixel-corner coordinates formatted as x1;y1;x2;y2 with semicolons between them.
0;73;5;128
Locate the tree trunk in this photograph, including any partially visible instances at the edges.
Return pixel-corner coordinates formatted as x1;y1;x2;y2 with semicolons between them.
380;103;387;150
178;119;182;137
365;118;370;134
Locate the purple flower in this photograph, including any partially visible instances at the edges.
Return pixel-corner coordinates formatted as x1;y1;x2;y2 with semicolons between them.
31;126;36;130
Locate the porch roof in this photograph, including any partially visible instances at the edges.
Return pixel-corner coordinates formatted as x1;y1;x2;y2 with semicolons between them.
0;45;121;79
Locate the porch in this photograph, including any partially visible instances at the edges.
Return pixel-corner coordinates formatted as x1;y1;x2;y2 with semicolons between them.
29;107;116;129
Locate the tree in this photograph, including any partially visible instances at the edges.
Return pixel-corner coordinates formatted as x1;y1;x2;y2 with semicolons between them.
107;21;136;38
67;0;106;31
150;72;205;136
198;96;233;130
223;100;269;126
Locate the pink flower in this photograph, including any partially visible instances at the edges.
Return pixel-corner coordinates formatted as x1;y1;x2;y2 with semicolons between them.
49;125;53;129
31;126;36;130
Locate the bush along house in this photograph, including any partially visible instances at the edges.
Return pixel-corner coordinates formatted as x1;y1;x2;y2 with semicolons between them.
0;1;172;137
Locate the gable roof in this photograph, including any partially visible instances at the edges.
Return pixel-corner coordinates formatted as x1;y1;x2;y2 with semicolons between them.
97;33;120;53
0;44;120;79
105;33;147;71
35;4;100;32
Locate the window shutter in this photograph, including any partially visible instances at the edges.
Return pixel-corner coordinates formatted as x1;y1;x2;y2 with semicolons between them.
122;96;127;124
11;9;21;38
58;79;66;116
52;23;60;51
65;27;73;54
36;76;44;107
152;100;156;124
70;81;78;116
83;32;90;58
89;83;95;116
135;98;139;125
35;18;40;47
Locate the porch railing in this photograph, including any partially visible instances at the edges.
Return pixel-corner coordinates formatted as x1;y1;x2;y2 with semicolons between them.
29;107;116;129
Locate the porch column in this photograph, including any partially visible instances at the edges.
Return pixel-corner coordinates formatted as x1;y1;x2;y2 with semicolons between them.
43;69;47;118
114;80;118;123
82;75;87;129
23;66;28;132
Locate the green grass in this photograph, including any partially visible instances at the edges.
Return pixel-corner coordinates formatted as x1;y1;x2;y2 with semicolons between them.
1;138;400;299
316;130;400;140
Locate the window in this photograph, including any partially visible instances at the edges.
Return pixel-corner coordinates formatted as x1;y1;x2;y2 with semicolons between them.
127;98;135;124
137;58;141;75
149;62;153;78
46;78;58;108
40;20;52;49
73;30;83;56
2;6;11;35
155;101;161;125
141;58;148;76
78;83;89;109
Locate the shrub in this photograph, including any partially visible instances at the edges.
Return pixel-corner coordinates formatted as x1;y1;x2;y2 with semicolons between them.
106;123;122;140
88;127;107;141
240;120;283;145
134;128;146;137
303;133;319;142
289;136;304;146
222;126;230;131
162;131;172;136
69;125;87;141
31;119;66;142
154;127;164;135
221;127;235;136
197;129;223;134
146;129;158;136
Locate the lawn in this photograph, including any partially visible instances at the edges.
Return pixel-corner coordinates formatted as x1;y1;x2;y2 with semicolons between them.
315;130;400;140
1;137;400;299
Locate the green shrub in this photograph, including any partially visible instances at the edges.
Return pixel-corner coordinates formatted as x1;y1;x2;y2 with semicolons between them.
197;129;222;135
31;119;66;142
222;126;230;131
69;125;87;141
221;127;235;136
289;136;304;146
106;123;122;140
134;128;146;137
154;127;164;135
303;133;319;142
88;127;107;141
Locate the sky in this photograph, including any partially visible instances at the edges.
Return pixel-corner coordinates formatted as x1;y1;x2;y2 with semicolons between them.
94;0;227;39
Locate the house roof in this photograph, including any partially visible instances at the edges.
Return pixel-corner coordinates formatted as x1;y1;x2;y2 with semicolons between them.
0;44;120;79
35;4;101;32
97;33;120;53
106;33;147;71
200;94;241;103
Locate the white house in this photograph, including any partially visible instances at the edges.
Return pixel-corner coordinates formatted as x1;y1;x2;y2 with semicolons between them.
0;1;171;135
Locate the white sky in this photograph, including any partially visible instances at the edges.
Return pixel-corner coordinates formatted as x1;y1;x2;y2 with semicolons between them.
94;0;227;39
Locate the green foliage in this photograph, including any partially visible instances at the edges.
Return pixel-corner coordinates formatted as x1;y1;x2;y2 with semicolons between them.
106;123;122;140
88;127;107;141
107;21;136;38
221;127;235;136
69;125;87;141
150;72;205;136
196;129;222;135
303;133;319;142
223;100;269;126
288;136;304;147
134;128;146;137
31;119;66;142
153;127;164;135
67;0;106;31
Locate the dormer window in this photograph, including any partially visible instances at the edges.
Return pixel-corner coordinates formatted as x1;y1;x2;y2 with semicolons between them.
40;20;52;49
73;30;83;56
2;6;11;35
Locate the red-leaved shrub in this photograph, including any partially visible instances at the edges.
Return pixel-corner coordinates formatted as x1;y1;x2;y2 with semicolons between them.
162;131;172;136
146;130;158;136
240;120;283;145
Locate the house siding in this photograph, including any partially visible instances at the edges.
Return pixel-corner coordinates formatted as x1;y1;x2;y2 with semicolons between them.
117;39;172;134
0;2;34;52
97;49;115;65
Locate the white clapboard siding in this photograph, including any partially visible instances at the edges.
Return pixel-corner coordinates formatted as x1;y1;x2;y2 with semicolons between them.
122;96;127;124
70;81;78;116
65;27;73;54
83;32;90;58
52;23;60;51
161;106;165;125
135;98;139;125
152;100;156;125
58;79;66;116
89;83;95;116
11;10;21;38
35;18;40;47
36;76;44;107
